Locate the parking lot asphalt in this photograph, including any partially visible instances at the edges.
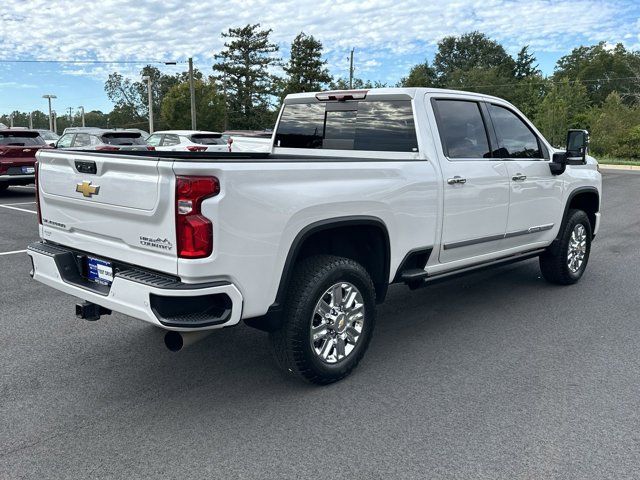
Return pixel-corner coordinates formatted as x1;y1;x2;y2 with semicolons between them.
1;171;639;479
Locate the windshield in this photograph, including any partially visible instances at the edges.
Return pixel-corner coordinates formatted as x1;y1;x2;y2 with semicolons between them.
0;132;46;146
101;133;146;145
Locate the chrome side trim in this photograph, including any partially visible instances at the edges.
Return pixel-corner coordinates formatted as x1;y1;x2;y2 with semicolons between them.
443;223;554;250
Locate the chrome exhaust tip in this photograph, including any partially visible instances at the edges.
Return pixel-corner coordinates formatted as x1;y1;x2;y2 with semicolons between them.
164;330;213;352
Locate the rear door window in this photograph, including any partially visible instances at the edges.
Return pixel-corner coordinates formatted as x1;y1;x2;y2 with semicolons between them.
162;134;180;146
73;133;91;147
487;104;543;159
433;100;491;159
275;100;418;152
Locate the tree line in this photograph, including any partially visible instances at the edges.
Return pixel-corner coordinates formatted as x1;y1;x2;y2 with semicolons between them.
3;26;640;159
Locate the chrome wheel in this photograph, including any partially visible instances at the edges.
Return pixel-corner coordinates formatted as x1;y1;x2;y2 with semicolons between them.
310;282;365;364
567;223;587;273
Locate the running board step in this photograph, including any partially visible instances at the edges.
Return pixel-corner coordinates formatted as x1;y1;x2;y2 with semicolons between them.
400;268;429;282
399;249;545;290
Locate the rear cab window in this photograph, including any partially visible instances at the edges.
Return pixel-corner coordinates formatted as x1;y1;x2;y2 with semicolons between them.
274;98;418;153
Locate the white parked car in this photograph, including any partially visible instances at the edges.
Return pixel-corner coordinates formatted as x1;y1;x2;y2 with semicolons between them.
146;130;228;152
29;88;601;384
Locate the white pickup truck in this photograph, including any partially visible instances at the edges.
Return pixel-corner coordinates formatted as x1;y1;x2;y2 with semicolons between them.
28;88;602;384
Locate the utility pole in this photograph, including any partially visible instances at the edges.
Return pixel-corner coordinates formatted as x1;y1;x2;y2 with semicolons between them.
349;48;355;89
68;107;73;126
42;94;56;131
141;75;154;133
78;106;85;127
189;57;196;130
29;112;33;129
222;72;228;132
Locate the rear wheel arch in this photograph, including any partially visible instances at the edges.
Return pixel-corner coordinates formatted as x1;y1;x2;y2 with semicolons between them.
244;216;391;332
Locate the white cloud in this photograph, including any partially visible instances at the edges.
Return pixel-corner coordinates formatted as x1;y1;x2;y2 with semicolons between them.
1;0;639;83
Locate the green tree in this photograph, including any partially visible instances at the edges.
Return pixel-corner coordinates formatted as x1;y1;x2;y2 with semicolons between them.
329;77;386;90
161;78;225;131
398;61;436;87
554;42;640;105
434;31;516;85
281;32;332;97
588;92;640;157
534;78;590;147
105;66;198;129
213;24;281;129
514;46;540;79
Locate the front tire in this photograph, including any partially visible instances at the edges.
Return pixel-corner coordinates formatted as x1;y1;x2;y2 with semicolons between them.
539;209;592;285
269;255;376;385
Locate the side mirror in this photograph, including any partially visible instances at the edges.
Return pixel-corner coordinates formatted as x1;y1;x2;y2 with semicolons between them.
550;152;567;175
566;129;589;165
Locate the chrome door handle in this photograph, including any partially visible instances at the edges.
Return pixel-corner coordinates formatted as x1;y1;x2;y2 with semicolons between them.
447;176;467;185
512;174;527;181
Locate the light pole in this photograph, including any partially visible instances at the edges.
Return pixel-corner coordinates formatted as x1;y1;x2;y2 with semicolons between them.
78;106;85;127
42;94;57;131
29;112;33;129
141;75;154;133
188;57;196;130
52;110;58;134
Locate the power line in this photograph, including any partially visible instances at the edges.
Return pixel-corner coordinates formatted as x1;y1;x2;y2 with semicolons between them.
0;59;180;65
450;75;640;90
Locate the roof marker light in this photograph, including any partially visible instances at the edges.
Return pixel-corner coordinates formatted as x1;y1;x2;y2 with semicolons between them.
315;90;369;102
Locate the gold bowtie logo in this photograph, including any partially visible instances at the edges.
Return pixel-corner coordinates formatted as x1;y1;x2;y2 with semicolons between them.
76;181;100;197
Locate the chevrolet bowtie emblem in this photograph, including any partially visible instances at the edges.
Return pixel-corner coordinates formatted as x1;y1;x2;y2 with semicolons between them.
76;181;100;197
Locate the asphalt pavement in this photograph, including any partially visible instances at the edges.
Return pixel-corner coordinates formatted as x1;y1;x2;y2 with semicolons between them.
1;171;639;479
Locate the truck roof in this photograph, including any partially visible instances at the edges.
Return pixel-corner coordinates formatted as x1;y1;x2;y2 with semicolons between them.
284;87;506;103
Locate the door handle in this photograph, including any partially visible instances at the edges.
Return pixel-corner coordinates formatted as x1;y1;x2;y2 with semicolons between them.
512;174;527;181
447;176;467;185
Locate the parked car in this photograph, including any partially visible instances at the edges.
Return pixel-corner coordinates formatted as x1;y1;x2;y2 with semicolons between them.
0;129;49;191
146;130;228;152
224;130;273;152
36;129;59;147
62;127;149;139
28;88;601;384
55;128;152;151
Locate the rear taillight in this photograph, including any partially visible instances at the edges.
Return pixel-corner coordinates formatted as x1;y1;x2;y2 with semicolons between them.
147;146;156;151
175;176;219;259
186;145;207;152
96;145;120;151
34;161;42;225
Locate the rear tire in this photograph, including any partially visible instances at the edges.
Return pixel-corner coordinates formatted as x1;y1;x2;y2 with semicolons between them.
0;184;8;193
539;209;592;285
269;255;376;385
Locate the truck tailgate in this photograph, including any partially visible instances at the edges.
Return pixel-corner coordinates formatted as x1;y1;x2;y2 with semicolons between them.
37;150;178;275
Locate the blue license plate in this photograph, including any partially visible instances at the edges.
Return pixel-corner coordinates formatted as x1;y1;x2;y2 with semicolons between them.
86;257;113;286
21;166;35;174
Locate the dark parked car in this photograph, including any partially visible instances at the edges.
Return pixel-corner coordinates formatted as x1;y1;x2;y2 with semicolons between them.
0;130;50;192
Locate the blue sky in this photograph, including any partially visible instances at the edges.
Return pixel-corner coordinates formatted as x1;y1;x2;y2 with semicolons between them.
1;0;639;117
